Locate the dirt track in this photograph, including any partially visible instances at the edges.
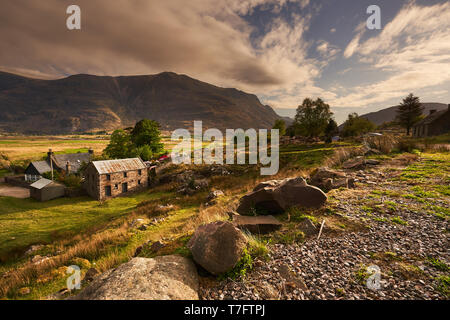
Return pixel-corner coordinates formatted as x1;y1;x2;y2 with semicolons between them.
0;183;30;198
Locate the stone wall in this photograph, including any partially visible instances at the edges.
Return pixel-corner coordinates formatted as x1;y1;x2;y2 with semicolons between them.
84;164;148;201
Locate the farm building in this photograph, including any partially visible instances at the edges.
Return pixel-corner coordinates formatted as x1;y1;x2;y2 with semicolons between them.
30;178;66;202
413;104;450;137
24;148;93;182
83;158;148;201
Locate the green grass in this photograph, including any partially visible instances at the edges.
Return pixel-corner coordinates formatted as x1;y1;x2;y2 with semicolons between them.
279;143;335;168
427;257;449;272
0;190;172;260
391;216;408;225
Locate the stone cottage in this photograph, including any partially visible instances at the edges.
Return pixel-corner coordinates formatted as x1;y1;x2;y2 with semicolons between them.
83;158;148;201
25;148;93;182
413;104;450;137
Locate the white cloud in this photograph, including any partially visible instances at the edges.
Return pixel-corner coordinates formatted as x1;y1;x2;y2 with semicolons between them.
336;2;450;108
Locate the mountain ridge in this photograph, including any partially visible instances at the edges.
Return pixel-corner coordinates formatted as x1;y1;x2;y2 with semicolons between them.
0;71;285;134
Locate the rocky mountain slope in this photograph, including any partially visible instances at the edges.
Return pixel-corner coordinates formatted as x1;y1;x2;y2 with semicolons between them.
0;71;284;134
359;103;448;126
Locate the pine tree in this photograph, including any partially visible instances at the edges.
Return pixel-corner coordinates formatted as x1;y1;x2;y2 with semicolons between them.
396;93;424;135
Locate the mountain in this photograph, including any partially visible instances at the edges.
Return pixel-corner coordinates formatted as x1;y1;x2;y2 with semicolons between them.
359;103;448;126
0;71;284;134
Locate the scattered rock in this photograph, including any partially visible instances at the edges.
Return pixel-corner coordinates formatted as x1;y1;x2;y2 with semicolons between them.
342;157;365;170
233;215;282;234
364;148;381;156
366;159;381;166
187;221;248;275
236;177;327;215
72;256;199;300
83;268;99;282
298;218;318;237
309;167;350;191
150;241;166;253
24;244;44;256
206;190;225;205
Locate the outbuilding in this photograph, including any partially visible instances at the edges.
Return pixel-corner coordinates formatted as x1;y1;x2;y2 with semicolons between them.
30;178;66;202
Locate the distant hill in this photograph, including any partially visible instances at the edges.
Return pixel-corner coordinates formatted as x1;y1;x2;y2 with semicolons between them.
359;103;448;126
0;71;284;134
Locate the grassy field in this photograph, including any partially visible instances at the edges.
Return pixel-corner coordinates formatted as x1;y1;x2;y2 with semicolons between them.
0;135;110;162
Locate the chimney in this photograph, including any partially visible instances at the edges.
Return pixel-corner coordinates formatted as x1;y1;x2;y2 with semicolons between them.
66;161;71;174
88;148;94;155
429;109;436;115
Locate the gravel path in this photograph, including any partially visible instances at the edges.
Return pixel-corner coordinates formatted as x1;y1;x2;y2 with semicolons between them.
200;157;449;300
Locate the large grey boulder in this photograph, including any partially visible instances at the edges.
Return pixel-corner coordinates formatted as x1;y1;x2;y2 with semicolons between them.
236;177;327;215
72;256;199;300
187;221;248;275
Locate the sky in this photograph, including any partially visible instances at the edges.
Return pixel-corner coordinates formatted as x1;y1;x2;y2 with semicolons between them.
1;0;449;123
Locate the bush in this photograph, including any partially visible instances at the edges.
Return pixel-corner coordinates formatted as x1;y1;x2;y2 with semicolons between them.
396;138;421;153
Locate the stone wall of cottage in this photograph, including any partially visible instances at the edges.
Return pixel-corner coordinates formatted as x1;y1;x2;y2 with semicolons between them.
84;165;148;201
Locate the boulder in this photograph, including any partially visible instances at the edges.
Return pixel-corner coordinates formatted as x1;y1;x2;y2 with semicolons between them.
187;221;248;275
233;215;282;234
342;157;365;169
72;256;199;300
236;177;327;215
309;167;350;191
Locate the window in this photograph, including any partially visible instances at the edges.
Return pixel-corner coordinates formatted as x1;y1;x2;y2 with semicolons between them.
138;179;141;185
123;172;127;178
106;174;111;181
105;186;112;197
114;184;119;190
138;169;142;176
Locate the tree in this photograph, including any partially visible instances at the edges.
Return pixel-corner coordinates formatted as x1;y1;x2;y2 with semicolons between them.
324;118;339;143
341;113;376;137
396;93;424;135
272;119;286;136
104;129;134;159
131;119;164;153
294;98;332;138
104;119;165;161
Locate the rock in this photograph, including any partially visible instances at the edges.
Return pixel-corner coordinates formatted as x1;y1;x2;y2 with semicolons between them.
24;244;44;256
278;264;307;291
83;268;99;282
364;148;381;156
233;215;282;234
309;168;350;191
366;159;381;165
150;241;166;253
227;211;240;220
342;157;365;169
207;190;224;202
72;256;199;300
236;177;327;215
298;218;318;237
187;221;248;275
18;287;31;296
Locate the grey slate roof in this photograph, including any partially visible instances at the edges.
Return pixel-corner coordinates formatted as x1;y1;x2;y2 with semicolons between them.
414;109;448;127
91;158;146;174
30;178;53;189
29;161;52;175
51;153;92;173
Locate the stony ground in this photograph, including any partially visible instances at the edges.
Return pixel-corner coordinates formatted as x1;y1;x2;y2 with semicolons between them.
200;153;450;300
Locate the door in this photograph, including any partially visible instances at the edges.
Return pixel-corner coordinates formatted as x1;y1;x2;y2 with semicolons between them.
105;186;112;197
122;183;128;193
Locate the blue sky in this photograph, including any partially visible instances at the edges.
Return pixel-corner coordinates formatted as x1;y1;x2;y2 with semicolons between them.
1;0;449;123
